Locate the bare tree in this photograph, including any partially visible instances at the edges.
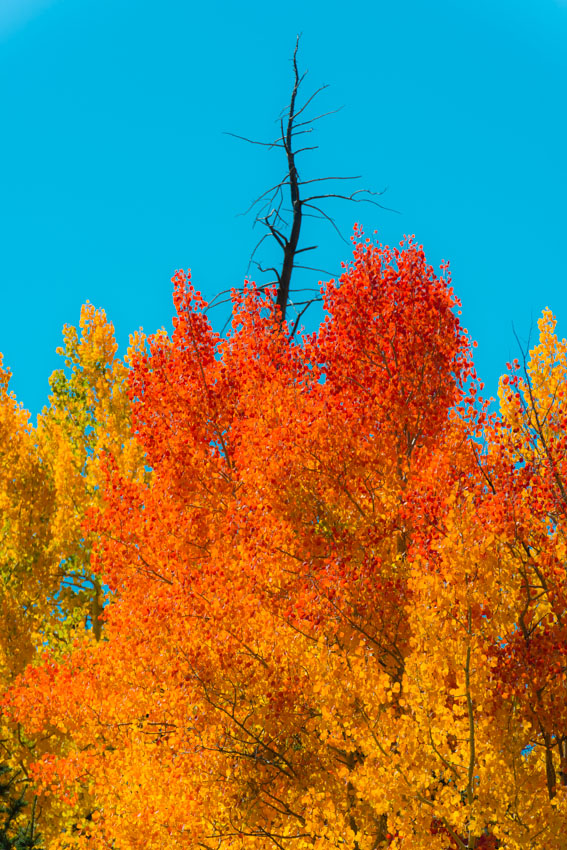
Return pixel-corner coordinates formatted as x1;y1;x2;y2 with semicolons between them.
209;35;395;336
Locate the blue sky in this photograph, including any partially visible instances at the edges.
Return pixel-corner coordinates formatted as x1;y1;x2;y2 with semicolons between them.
1;0;566;418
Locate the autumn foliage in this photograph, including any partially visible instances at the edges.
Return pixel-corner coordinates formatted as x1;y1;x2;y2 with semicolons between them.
1;236;567;849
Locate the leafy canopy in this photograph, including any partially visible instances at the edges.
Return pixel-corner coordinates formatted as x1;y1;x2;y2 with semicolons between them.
2;237;567;849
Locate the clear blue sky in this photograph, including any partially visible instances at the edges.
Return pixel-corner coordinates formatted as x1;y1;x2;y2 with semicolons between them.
1;0;566;418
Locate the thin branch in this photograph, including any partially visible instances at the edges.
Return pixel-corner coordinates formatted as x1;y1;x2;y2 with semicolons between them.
292;105;344;129
291;301;316;338
303;202;350;244
290;84;329;122
224;132;284;149
299;175;363;185
292;264;336;275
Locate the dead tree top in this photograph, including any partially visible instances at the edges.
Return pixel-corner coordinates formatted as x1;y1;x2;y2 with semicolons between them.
211;35;395;337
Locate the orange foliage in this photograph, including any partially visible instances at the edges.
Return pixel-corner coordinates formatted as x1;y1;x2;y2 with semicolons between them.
4;237;567;849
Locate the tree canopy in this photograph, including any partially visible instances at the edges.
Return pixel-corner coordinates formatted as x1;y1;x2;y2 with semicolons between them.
1;235;566;849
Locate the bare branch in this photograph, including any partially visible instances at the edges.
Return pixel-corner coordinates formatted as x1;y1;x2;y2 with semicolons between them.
290;84;329;122
304;189;398;213
239;179;289;217
224;131;284;149
303;202;350;244
290;300;318;338
292;106;344;129
292;264;336;276
299;175;363;185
